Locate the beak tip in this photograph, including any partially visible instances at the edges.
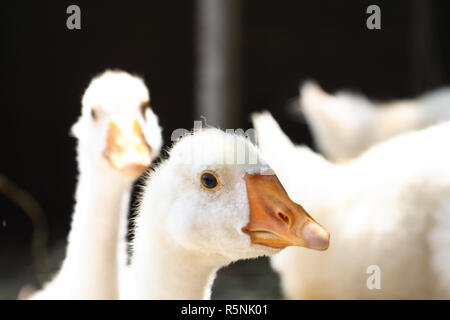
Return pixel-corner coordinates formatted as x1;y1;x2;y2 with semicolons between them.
103;118;152;176
302;222;330;251
122;161;152;177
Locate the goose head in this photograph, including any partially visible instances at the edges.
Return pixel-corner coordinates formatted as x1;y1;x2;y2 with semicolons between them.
138;129;329;262
72;70;162;177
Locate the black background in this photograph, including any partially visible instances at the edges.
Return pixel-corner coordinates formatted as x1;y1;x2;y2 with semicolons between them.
1;0;449;297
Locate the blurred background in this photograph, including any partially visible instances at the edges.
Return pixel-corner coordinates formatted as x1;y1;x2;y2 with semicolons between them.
1;0;449;299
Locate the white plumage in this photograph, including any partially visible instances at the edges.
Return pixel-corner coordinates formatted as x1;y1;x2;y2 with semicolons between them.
122;129;329;299
30;70;162;299
252;112;450;299
299;81;450;161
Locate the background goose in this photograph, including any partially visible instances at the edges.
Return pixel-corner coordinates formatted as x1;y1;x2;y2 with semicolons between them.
298;81;450;162
122;129;330;299
253;112;450;299
30;70;162;299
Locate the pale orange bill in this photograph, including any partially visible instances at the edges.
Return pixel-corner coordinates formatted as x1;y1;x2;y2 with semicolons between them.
103;117;152;177
242;173;330;250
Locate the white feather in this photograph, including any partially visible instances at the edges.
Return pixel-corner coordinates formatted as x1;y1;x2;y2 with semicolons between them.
299;81;450;161
253;112;450;299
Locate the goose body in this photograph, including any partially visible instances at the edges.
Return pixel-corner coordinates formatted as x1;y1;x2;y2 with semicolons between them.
253;112;450;299
299;81;450;161
122;129;330;299
30;70;162;299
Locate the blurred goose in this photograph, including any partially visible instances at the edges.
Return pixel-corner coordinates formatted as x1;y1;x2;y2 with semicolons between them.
30;70;162;299
253;112;450;299
122;129;329;299
298;81;450;161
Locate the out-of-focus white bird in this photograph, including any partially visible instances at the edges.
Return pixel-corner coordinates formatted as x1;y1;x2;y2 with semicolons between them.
298;81;450;161
122;129;329;299
253;112;450;299
30;70;162;299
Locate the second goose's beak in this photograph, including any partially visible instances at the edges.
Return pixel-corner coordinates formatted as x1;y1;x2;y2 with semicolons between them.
103;116;152;177
242;173;330;250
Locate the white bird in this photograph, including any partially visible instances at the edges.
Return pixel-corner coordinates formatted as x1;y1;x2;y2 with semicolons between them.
121;129;330;299
298;81;450;162
30;70;162;299
252;112;450;299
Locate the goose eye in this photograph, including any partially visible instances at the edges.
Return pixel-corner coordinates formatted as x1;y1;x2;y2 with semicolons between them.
140;100;150;119
200;170;220;191
91;108;98;121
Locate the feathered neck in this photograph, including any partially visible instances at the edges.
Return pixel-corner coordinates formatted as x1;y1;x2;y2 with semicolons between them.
124;179;227;300
59;156;132;299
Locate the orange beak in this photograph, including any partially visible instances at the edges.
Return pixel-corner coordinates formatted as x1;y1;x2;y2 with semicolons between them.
242;173;330;250
103;116;152;177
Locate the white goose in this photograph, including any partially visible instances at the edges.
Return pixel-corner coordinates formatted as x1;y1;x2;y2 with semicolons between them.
122;129;330;299
30;70;162;299
299;81;450;161
253;112;450;299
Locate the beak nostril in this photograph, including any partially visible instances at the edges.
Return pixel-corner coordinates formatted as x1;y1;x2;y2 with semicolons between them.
277;212;291;226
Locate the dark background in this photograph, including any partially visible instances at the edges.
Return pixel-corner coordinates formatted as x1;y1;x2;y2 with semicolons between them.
1;0;449;299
